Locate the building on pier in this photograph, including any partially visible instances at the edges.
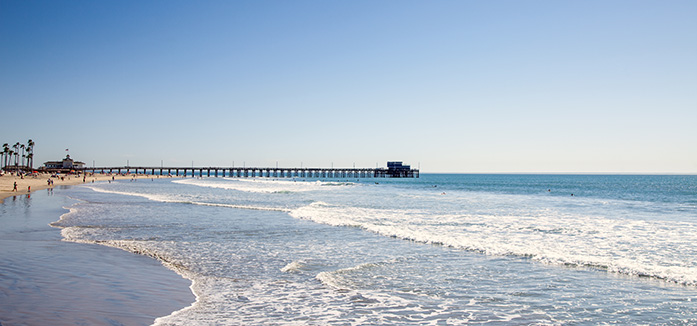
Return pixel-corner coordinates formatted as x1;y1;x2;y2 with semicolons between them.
385;161;416;178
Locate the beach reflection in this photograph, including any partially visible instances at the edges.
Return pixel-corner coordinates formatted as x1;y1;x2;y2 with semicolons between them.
0;188;193;326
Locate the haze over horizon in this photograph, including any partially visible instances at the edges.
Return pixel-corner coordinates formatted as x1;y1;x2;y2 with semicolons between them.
2;1;695;174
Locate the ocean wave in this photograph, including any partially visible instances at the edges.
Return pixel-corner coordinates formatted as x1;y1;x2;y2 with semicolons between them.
280;260;305;273
86;185;179;203
290;202;697;286
85;185;290;212
49;206;79;228
173;178;355;194
185;201;290;212
316;262;381;291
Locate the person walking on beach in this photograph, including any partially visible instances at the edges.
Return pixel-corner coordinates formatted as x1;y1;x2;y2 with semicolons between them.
13;182;17;192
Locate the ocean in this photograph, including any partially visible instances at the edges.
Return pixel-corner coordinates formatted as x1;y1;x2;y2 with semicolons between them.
52;174;697;325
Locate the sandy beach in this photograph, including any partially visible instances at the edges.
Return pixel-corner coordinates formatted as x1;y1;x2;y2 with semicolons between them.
0;172;169;203
0;175;194;325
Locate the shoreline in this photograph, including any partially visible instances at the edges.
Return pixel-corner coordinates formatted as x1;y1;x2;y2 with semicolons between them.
0;172;171;203
0;177;194;325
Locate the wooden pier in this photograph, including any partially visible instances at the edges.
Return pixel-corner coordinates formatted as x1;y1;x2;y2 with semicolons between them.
71;162;419;178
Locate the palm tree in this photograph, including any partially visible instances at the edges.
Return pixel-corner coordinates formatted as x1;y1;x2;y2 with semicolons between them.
26;153;33;171
8;150;14;170
20;144;26;167
13;142;20;167
27;139;35;169
1;143;8;169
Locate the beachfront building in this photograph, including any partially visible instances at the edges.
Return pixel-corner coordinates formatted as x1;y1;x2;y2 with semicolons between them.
43;155;86;170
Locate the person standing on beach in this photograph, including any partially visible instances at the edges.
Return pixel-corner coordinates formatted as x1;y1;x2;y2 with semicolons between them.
13;182;17;192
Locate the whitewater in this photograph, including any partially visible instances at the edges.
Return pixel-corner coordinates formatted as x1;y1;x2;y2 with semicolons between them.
51;174;697;325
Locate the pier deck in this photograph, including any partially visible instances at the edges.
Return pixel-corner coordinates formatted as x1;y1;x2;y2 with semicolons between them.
61;165;419;178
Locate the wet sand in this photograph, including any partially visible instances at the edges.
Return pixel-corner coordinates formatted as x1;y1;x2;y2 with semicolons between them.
0;186;194;325
0;172;166;203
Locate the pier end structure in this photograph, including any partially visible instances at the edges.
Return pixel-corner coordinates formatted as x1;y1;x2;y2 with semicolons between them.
380;161;419;178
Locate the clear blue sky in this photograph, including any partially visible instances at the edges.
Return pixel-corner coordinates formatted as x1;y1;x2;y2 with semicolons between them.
1;0;695;173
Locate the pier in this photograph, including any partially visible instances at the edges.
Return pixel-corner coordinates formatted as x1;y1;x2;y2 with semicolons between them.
61;161;419;178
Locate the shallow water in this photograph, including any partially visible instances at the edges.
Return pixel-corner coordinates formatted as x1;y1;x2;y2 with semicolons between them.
50;174;697;324
0;189;193;326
